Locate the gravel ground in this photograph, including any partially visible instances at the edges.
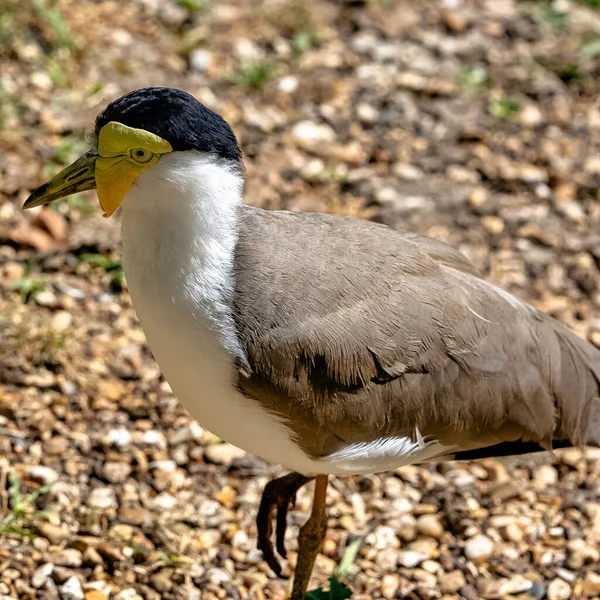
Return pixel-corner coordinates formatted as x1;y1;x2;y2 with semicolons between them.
2;0;600;598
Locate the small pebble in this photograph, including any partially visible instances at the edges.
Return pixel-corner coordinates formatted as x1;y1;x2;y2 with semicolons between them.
61;576;84;600
464;535;494;562
149;572;172;593
278;75;298;93
87;487;117;510
189;49;211;72
49;549;83;568
291;121;336;146
398;550;428;568
439;570;465;594
416;514;444;539
547;578;571;600
356;102;379;125
28;465;59;485
113;590;143;600
37;522;70;545
381;574;400;599
31;563;53;588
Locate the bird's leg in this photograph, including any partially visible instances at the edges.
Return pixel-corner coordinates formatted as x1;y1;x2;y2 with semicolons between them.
256;472;313;576
291;474;329;600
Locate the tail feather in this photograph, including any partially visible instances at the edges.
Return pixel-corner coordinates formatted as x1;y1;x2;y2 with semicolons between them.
552;324;600;448
453;317;600;463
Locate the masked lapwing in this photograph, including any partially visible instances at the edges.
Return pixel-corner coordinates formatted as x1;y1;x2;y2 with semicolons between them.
24;87;600;599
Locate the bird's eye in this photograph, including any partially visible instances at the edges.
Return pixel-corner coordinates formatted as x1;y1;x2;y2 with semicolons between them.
131;148;154;163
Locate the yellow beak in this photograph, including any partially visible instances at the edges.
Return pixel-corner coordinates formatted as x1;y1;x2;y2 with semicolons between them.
23;152;97;210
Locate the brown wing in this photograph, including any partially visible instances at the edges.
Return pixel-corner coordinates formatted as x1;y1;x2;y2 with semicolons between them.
232;206;600;459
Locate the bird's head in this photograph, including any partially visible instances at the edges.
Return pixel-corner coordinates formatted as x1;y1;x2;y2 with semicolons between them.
23;87;242;217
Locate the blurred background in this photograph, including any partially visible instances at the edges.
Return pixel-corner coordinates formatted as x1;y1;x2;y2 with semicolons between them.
1;0;600;599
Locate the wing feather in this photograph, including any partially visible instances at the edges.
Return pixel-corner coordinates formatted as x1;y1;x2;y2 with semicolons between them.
233;207;600;460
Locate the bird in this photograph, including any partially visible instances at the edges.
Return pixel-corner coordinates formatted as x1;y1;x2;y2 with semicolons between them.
24;87;600;599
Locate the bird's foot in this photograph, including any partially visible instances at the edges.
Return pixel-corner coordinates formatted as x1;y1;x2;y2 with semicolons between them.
256;472;313;576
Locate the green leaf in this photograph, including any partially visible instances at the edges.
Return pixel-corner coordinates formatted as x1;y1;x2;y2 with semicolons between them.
576;0;600;8
11;278;47;304
456;65;490;97
31;0;77;51
305;578;352;600
176;0;212;11
28;482;55;503
581;38;600;57
490;96;521;120
0;525;36;538
8;474;22;506
292;28;320;55
329;579;352;599
230;61;276;89
335;537;362;579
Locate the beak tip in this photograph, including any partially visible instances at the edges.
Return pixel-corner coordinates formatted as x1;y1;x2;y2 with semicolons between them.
22;196;41;210
21;152;97;212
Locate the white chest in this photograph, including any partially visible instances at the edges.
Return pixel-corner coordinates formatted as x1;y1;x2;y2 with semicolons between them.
119;154;319;474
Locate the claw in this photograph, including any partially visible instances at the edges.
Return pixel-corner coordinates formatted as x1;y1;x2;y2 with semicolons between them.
255;472;313;577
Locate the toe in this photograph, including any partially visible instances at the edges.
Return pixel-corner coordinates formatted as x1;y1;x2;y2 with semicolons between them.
276;498;290;558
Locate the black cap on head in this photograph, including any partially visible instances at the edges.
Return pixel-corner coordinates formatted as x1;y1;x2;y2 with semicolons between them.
94;87;242;164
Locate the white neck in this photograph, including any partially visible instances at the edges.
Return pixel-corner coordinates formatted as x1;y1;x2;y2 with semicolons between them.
120;151;245;362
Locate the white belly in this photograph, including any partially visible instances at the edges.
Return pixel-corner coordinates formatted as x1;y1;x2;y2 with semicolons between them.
126;281;323;474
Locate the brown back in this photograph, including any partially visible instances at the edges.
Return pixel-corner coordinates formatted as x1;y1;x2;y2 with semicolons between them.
232;206;600;460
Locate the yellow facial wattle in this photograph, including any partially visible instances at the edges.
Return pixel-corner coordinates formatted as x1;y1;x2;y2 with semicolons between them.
22;121;173;216
95;121;173;217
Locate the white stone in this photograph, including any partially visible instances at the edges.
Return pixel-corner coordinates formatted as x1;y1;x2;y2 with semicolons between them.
114;589;143;600
278;75;298;93
357;102;379;125
231;529;249;550
234;39;264;61
465;534;494;561
142;430;167;448
533;465;558;487
375;186;400;204
28;465;59;485
547;578;571;600
302;159;325;179
51;311;73;332
60;576;84;600
393;163;424;181
372;526;400;549
291;120;336;146
107;428;131;447
87;486;117;510
32;563;53;588
520;104;544;127
189;49;212;72
207;568;231;585
416;514;444;539
204;442;246;465
30;71;52;91
398;550;429;568
151;492;177;510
